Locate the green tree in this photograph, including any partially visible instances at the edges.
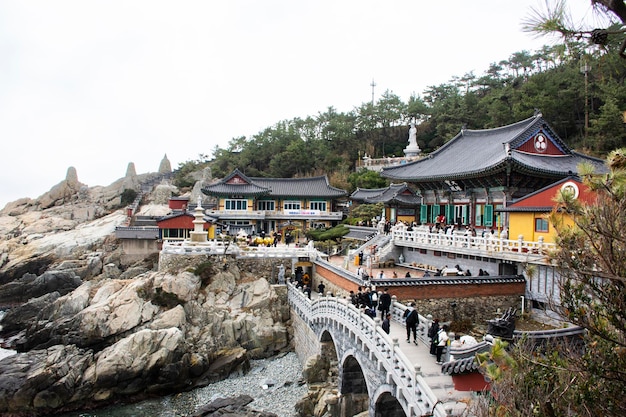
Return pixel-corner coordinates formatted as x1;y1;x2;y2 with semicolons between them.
476;150;626;417
347;169;388;192
588;96;626;151
348;202;384;225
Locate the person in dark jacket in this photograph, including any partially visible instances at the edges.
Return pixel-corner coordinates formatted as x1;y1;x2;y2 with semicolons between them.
382;313;391;334
403;302;419;344
428;318;440;355
378;287;392;319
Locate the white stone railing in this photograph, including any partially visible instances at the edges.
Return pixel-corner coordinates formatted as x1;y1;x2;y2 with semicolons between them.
161;239;320;259
392;229;555;258
288;283;460;417
238;245;320;259
161;239;240;255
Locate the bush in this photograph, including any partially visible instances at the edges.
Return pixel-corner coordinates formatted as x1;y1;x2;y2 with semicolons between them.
193;260;214;285
306;225;349;242
120;188;138;206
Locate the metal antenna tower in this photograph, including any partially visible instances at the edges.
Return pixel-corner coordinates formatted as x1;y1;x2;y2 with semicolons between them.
370;79;376;105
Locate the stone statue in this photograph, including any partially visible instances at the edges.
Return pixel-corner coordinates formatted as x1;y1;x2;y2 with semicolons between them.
278;264;286;284
408;122;417;147
487;307;517;339
403;120;421;157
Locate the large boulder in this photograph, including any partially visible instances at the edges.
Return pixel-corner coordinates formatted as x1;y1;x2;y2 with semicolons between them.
87;328;186;394
192;395;278;417
0;344;95;414
0;257;292;416
0;292;61;333
0;263;84;305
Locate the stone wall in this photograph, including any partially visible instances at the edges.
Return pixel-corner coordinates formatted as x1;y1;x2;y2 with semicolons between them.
120;239;159;265
314;262;525;325
291;310;320;365
410;295;523;326
399;247;521;277
158;252;295;282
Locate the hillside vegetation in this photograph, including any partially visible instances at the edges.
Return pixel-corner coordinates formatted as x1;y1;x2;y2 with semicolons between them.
176;34;626;192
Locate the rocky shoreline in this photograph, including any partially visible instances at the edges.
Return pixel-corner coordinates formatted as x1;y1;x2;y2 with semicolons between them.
0;166;321;417
55;352;308;417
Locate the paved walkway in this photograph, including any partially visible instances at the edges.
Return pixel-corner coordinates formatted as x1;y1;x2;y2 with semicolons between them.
386;316;466;409
328;255;427;279
308;289;469;414
313;255;473;413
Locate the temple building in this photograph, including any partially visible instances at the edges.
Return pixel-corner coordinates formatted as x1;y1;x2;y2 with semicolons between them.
201;169;347;237
350;183;422;224
497;176;596;243
380;112;607;231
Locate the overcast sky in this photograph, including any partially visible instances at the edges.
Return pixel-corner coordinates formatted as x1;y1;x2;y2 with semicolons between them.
0;0;601;208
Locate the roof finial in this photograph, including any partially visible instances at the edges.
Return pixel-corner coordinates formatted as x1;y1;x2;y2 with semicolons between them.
533;108;542;117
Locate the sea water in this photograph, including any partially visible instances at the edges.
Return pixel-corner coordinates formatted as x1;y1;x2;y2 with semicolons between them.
0;310;17;362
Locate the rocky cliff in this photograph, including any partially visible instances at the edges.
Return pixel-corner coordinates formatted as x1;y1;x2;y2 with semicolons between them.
0;165;293;416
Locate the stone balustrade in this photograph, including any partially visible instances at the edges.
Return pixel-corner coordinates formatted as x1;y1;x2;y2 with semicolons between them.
161;239;319;259
288;283;460;417
392;229;555;262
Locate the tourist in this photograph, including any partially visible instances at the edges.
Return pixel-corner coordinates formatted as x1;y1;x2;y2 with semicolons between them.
303;285;311;299
428;319;440;355
369;288;378;309
436;213;446;229
450;333;463;348
349;290;358;305
363;305;376;318
449;333;463;360
382;313;391;334
317;281;326;295
460;334;478;346
405;271;411;278
392;271;398;278
435;325;450;364
403;302;419;345
377;270;385;280
378;287;392;319
358;288;371;308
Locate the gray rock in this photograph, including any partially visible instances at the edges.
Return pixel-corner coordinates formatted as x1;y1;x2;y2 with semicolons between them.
192;394;278;417
1;292;61;333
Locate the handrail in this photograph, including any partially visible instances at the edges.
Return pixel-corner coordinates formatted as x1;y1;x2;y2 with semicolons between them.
391;229;555;257
346;233;391;266
513;325;585;340
288;282;460;417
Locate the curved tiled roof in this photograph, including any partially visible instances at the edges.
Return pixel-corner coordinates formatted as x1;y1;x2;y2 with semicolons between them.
351;186;390;201
202;169;347;198
441;356;481;375
251;176;347;198
202;169;271;196
350;183;421;205
381;114;607;182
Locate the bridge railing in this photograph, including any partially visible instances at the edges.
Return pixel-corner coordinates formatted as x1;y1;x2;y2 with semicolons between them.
288;282;459;417
391;229;555;258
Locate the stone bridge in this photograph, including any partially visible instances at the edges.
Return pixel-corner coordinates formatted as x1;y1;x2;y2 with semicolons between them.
288;282;470;417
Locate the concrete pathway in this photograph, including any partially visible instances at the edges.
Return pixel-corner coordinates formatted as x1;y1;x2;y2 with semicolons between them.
308;289;471;415
320;256;473;415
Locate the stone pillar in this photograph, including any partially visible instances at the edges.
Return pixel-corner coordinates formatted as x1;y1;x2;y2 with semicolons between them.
189;199;208;243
